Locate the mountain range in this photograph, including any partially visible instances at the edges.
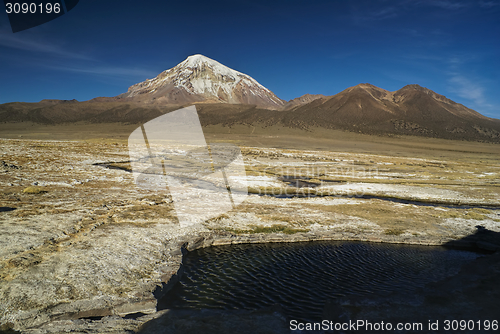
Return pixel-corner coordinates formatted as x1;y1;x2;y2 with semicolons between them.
1;54;499;142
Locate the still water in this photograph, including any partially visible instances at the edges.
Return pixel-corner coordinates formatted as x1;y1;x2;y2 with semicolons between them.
159;241;481;321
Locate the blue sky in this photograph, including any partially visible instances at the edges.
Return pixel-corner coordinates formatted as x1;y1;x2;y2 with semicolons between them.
1;0;499;118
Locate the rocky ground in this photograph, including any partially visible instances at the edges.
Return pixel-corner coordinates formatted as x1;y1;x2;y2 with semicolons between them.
0;138;499;333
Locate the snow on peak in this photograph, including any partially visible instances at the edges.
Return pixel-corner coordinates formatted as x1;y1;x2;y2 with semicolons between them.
124;54;284;108
176;54;247;82
182;54;226;69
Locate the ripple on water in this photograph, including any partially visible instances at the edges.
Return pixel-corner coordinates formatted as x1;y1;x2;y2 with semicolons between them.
159;241;481;321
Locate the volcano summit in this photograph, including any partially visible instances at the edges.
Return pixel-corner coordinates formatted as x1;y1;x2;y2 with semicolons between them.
118;54;285;109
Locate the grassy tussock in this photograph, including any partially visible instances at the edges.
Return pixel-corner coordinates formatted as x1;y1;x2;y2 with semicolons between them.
384;229;406;236
225;224;309;235
22;186;47;194
437;209;490;221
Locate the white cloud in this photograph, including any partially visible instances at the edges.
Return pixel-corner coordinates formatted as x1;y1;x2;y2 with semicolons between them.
370;7;398;20
446;55;495;111
0;25;91;60
430;1;468;10
448;74;489;106
45;64;158;81
350;4;399;25
479;0;500;8
445;55;499;118
407;0;469;10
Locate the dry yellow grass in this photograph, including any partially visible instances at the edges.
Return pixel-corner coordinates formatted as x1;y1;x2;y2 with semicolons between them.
22;186;47;194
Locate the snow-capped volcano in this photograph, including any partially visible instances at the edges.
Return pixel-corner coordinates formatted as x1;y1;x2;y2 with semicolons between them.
119;54;285;109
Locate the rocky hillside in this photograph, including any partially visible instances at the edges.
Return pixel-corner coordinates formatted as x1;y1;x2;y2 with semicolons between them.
283;94;325;109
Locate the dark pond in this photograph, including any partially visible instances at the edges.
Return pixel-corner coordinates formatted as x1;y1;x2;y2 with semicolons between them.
0;207;16;212
159;241;481;322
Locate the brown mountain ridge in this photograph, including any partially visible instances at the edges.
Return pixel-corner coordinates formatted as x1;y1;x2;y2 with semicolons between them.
194;83;500;142
1;83;499;143
273;83;500;141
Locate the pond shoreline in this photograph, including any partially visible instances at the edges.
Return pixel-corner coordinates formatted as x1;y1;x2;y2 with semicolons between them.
12;228;497;334
153;227;499;304
11;229;497;334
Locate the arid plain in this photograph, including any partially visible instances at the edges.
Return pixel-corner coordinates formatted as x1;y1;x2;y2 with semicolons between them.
0;122;499;333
